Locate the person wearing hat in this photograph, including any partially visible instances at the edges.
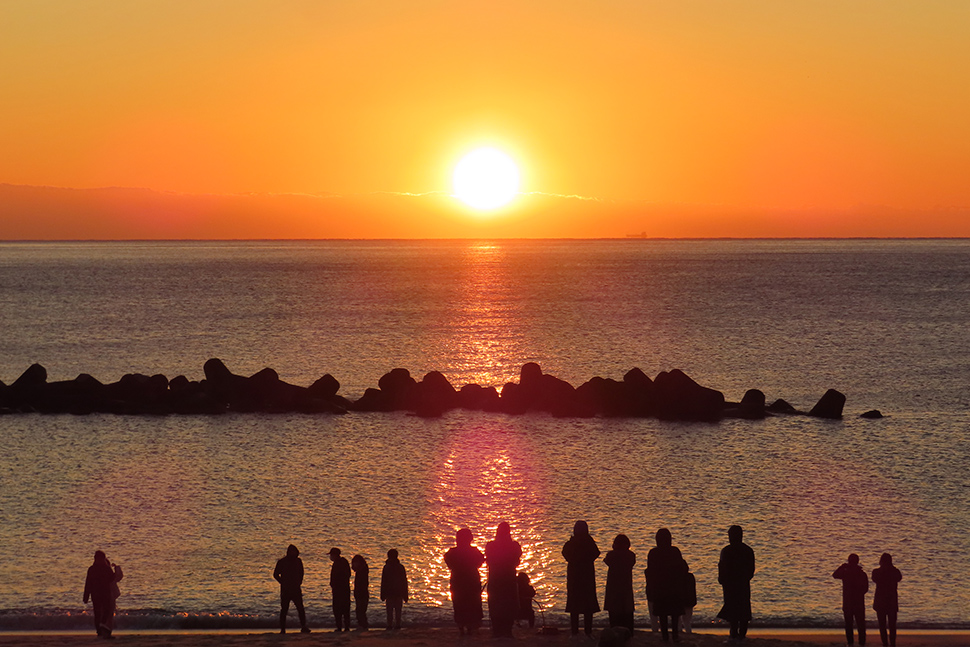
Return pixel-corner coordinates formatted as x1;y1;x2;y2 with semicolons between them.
329;547;352;631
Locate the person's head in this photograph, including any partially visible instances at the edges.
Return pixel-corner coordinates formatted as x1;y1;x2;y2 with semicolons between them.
387;548;399;560
879;553;893;567
93;550;107;565
612;534;631;551
655;528;672;548
848;553;860;566
328;547;341;561
286;544;299;558
496;522;511;540
517;572;530;584
456;528;473;547
728;525;744;544
573;520;589;537
352;554;367;571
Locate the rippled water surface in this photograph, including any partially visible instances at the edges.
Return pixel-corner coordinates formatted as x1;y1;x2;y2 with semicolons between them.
0;240;968;628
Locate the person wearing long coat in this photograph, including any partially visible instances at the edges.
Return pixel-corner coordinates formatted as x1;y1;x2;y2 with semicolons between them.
717;525;756;640
380;549;409;630
444;528;486;635
646;528;688;642
603;533;636;632
351;555;369;630
82;550;116;639
329;547;353;632
485;522;522;638
563;520;601;636
871;553;902;647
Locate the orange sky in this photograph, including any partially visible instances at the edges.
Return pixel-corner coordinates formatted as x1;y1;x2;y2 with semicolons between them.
2;1;969;238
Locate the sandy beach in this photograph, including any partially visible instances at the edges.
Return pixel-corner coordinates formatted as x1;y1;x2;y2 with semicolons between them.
1;628;966;647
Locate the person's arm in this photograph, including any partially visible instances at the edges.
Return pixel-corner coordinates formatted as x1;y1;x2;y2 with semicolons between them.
83;570;91;603
403;566;409;602
833;564;846;579
113;564;124;583
273;560;283;584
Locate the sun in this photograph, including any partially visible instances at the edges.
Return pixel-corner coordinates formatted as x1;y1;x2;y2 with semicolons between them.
453;148;520;210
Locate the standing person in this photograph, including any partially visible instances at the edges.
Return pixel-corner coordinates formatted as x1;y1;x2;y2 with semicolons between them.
562;520;601;636
329;547;352;632
717;525;756;641
274;544;310;634
871;553;902;647
485;521;522;638
82;550;115;638
604;533;636;632
443;528;486;635
679;566;696;635
380;549;408;630
646;528;688;643
834;553;870;646
351;555;370;630
515;572;537;628
103;556;123;636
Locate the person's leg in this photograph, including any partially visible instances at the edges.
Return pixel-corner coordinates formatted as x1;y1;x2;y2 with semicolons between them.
386;601;393;630
887;611;897;647
395;599;404;629
570;612;579;635
293;591;308;630
729;620;739;640
659;614;669;641
584;613;592;636
648;600;659;634
680;608;692;634
857;608;866;645
92;598;105;636
738;620;749;639
671;614;680;642
844;609;854;645
877;611;888;646
279;595;290;633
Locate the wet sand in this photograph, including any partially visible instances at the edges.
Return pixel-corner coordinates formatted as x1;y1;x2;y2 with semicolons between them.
1;628;966;647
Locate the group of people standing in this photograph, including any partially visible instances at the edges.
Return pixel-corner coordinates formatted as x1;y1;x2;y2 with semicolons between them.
563;523;755;643
83;525;902;645
273;545;408;634
833;552;903;647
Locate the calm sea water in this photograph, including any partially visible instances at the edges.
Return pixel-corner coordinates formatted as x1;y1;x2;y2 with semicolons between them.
0;239;968;629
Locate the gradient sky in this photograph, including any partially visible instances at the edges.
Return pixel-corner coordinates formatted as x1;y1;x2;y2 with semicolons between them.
2;1;969;238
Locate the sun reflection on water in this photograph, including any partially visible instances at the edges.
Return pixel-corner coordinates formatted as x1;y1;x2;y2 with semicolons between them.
444;243;524;388
415;420;556;610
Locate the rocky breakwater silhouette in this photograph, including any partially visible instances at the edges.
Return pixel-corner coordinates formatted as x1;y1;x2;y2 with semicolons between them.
0;359;861;421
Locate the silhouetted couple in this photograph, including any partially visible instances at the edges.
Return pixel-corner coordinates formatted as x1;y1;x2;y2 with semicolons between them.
83;550;123;639
835;552;902;647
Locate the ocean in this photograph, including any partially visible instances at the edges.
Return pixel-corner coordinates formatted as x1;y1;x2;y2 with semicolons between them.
0;239;968;630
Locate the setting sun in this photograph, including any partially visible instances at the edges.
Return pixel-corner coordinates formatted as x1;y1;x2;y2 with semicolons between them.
452;148;520;210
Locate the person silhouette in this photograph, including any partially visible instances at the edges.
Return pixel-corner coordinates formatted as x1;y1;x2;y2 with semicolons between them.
603;533;636;632
679;567;696;635
516;572;537;628
82;550;116;639
351;555;369;630
717;525;755;641
834;553;870;646
444;528;486;635
329;547;352;632
274;544;311;634
380;549;408;630
646;528;687;643
563;520;601;636
871;553;902;647
485;522;522;637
